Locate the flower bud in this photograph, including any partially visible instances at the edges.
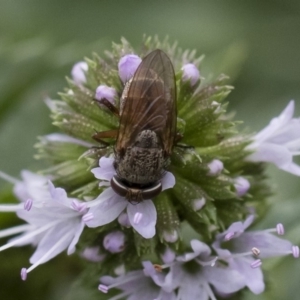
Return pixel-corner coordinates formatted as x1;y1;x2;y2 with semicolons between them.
234;176;250;197
181;63;200;86
71;61;88;85
95;85;117;104
103;231;126;253
118;54;141;83
207;159;224;176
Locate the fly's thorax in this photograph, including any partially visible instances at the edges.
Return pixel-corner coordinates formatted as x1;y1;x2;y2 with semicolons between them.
115;130;165;185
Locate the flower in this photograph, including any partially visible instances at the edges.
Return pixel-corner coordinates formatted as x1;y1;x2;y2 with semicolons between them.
246;100;300;176
170;239;246;299
213;215;299;294
118;54;142;83
71;61;88;85
83;157;175;239
99;261;176;300
181;63;200;86
95;85;117;104
0;171;85;280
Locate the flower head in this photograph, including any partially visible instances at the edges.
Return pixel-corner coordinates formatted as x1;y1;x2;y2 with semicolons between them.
246;100;300;176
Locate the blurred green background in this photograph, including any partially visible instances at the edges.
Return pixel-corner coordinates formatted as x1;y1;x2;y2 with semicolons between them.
0;0;299;299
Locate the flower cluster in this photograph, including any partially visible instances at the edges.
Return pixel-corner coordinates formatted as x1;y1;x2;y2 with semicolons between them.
0;37;299;299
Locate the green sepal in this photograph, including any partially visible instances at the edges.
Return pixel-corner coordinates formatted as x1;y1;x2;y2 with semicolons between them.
134;231;158;256
34;135;89;163
172;175;217;240
40;159;95;191
154;192;180;245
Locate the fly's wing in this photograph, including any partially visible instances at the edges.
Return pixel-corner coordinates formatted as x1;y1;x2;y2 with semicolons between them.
116;49;177;157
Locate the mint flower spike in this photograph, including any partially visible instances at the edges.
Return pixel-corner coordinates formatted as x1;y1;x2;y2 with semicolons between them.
84;157;175;239
246;100;300;176
71;61;88;85
0;172;86;280
213;215;299;295
99;261;176;300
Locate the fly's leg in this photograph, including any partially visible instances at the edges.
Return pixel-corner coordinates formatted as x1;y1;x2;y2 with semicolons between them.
94;98;120;117
92;129;118;145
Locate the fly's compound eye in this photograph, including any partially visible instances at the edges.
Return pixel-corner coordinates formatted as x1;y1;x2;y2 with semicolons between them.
110;176;162;200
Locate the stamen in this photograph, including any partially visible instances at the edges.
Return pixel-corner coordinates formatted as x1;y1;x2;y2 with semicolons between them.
82;212;94;223
252;247;260;256
71;200;87;213
0;204;23;212
0;219;61;252
133;212;142;224
99;272;141;292
153;264;163;272
20;268;27;281
276;223;284;235
0;171;20;184
292;246;299;258
203;281;217;300
224;232;235;241
25;231;72;275
24;199;33;211
0;224;33;239
250;259;262;269
98;284;108;293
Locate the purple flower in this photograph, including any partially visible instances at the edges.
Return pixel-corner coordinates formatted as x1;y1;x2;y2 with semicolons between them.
171;240;246;298
246;100;300;176
71;61;88;85
95;85;117;105
99;261;176;300
84;157;175;239
0;173;86;280
181;63;200;86
213;215;299;294
118;54;142;83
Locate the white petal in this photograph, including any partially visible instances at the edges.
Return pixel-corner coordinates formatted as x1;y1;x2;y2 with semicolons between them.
247;143;292;167
127;200;157;239
67;221;85;255
161;172;176;191
280;161;300;176
91;157;116;181
85;188;127;228
190;239;211;257
254;101;295;143
29;224;73;264
204;266;245;294
48;181;73;208
233;258;265;294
